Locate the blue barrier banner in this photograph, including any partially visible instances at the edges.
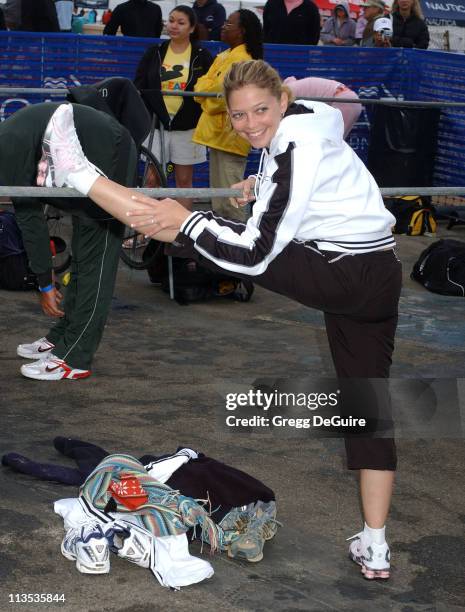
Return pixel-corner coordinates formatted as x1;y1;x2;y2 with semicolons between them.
0;32;463;189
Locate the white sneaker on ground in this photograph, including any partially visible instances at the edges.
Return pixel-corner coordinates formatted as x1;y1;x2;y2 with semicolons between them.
348;531;391;580
20;354;91;381
61;522;110;574
107;521;153;569
16;337;55;360
38;104;100;195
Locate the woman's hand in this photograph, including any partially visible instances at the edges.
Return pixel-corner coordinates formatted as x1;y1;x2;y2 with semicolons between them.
230;177;256;209
126;194;191;241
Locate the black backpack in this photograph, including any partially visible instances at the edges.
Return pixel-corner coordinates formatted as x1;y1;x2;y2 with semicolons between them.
411;239;465;297
162;258;254;306
144;240;254;306
0;210;37;291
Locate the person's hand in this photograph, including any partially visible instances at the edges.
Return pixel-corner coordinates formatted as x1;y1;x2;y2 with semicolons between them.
40;287;64;317
230;177;256;209
127;194;191;238
333;37;344;45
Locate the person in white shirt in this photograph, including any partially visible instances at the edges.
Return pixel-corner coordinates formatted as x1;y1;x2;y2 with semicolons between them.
54;0;73;32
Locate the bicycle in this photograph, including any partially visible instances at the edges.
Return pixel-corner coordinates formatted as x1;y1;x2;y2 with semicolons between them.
44;204;73;274
42;144;167;275
119;143;168;270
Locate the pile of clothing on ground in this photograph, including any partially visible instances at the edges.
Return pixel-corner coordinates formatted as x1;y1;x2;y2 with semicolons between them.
2;439;281;590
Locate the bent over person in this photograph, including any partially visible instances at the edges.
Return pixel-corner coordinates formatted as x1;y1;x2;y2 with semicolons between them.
28;59;401;579
0;103;137;380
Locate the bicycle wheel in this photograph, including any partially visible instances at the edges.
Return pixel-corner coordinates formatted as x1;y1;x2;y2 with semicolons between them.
45;205;73;274
120;145;167;270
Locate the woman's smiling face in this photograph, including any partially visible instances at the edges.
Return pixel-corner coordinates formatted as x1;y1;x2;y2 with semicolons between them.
228;85;288;149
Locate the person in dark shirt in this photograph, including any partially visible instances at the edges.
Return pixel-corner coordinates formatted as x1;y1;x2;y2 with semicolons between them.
0;8;6;30
263;0;320;45
3;0;21;30
103;0;163;38
390;0;429;48
192;0;226;41
21;0;60;32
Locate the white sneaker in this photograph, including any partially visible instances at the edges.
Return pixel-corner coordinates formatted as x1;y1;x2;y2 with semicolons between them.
39;104;100;194
20;354;91;381
348;531;391;580
61;522;110;574
16;337;55;360
107;521;153;568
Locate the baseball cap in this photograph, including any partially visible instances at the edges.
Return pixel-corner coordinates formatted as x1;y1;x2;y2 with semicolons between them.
373;17;393;33
360;0;386;9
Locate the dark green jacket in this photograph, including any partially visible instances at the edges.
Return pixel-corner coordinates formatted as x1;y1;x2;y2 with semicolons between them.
0;103;135;286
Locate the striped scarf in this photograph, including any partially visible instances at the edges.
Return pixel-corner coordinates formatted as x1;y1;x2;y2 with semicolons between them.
80;454;222;552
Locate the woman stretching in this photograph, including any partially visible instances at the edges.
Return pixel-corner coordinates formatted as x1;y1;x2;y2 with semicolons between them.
38;59;401;580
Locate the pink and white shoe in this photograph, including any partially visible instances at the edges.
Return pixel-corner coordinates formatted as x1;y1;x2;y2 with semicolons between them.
20;354;91;381
38;104;100;195
17;337;55;360
348;531;391;580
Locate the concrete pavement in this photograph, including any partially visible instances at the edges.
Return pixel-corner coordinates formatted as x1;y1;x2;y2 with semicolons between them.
1;226;464;611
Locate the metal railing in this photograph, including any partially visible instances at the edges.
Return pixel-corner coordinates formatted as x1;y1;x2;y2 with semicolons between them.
2;187;465;198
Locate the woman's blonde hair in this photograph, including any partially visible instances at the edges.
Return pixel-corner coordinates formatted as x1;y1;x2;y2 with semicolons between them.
392;0;424;19
223;59;294;108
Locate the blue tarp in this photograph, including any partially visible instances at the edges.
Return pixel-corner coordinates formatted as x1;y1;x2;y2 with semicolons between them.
0;31;464;188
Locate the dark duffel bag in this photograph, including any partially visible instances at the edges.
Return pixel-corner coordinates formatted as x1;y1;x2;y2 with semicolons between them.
411;239;465;296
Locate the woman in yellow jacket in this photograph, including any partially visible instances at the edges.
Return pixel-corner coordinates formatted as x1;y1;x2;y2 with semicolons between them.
193;9;263;220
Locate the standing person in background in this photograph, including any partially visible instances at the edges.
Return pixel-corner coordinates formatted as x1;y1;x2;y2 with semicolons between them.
355;9;367;44
263;0;320;46
134;5;212;209
192;0;226;41
21;0;60;32
390;0;429;48
3;0;21;29
320;2;356;46
358;0;386;47
102;9;112;25
0;7;6;30
372;16;394;47
71;4;85;33
87;8;97;24
103;0;162;38
193;9;263;221
54;0;73;32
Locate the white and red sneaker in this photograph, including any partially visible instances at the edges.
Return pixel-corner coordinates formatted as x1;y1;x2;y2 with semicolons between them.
348;531;391;580
20;354;91;381
38;104;100;195
16;337;55;360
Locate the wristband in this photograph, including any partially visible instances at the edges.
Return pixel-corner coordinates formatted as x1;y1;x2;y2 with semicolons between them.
39;284;54;293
